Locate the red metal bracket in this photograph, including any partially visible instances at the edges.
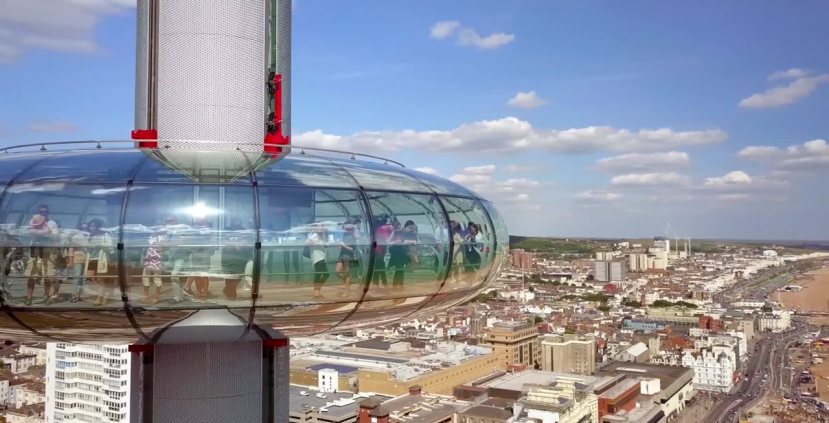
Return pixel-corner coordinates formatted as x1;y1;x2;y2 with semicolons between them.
265;73;290;156
128;343;155;354
263;338;289;349
132;129;159;149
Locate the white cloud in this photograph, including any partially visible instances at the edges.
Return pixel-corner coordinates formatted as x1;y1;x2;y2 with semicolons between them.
505;164;542;173
738;139;829;171
575;190;623;202
507;91;548;109
768;68;808;81
703;170;752;187
594;151;690;173
610;172;690;187
295;117;726;155
457;28;515;49
0;0;134;63
461;164;496;175
447;165;544;209
737;146;780;159
430;21;514;50
739;69;829;109
430;21;460;39
413;167;441;176
27;120;78;133
699;171;786;198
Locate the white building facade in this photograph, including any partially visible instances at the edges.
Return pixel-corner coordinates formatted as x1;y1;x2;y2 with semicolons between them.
45;343;131;422
681;346;736;393
759;310;792;333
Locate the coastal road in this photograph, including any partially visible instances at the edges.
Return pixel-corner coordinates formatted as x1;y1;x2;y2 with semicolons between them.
706;323;809;422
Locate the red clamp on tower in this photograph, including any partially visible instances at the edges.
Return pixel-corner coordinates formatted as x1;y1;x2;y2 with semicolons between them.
265;71;290;156
132;129;158;149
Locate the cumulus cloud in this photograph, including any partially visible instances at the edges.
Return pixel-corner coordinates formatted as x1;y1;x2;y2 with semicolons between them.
610;172;690;187
27;120;78;133
413;167;440;176
575;190;623;202
738;139;829;171
507;91;548;109
457;28;515;49
430;21;514;50
430;21;460;39
295;117;726;155
447;165;543;208
739;69;829;109
703;170;752;187
0;0;134;63
699;170;786;198
594;151;690;173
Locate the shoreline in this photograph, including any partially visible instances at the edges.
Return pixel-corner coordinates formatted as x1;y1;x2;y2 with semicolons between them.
775;265;829;313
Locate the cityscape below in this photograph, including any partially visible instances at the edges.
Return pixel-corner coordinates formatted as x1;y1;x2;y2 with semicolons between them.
2;235;828;422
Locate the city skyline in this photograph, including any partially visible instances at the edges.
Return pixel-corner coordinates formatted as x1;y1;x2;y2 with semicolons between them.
1;0;828;240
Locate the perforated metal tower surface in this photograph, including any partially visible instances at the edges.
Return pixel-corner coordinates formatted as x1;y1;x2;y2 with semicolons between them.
158;0;266;150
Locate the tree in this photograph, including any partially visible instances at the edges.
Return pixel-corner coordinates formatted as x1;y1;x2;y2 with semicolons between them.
597;305;611;312
533;316;544;324
651;300;674;308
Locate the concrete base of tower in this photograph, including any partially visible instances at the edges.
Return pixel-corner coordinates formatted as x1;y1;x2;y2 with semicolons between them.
129;309;289;423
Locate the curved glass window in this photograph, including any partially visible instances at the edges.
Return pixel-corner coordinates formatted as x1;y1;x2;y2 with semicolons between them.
255;155;358;188
400;168;478;197
14;150;144;183
0;153;48;184
0;183;125;308
440;196;496;293
134;151;255;184
123;185;256;309
0;150;508;340
326;158;431;192
365;191;448;298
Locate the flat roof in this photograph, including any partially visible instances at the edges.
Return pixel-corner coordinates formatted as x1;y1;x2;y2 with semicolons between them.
288;385;384;419
480;370;602;392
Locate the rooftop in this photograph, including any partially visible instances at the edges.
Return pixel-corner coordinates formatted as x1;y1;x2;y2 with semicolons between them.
288;385;384;419
479;370;602;393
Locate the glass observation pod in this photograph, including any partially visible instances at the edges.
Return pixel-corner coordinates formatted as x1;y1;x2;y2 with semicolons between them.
0;142;508;343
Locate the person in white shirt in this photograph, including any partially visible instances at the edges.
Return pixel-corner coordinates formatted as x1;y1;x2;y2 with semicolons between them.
307;224;329;299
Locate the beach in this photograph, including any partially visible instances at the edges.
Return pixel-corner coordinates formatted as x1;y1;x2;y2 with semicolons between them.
775;266;829;313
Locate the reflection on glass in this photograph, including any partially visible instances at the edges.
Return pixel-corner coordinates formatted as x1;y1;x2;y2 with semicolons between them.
440;196;496;292
0;150;508;339
364;191;448;302
0;184;124;308
0;153;47;183
14;150;144;183
123;185;255;308
258;187;369;308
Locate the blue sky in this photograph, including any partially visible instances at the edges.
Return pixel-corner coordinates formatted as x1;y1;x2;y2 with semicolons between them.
1;0;828;240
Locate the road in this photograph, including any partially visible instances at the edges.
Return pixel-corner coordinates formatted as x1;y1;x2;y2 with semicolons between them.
703;265;807;422
705;322;809;422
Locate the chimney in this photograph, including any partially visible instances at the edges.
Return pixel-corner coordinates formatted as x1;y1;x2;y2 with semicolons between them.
358;398;387;423
408;385;422;396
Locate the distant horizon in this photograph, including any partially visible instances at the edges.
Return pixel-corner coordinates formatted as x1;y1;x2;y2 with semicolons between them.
509;234;829;245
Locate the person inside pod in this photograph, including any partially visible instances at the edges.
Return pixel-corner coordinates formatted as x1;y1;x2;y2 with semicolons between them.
88;219;115;306
306;223;329;299
24;205;60;306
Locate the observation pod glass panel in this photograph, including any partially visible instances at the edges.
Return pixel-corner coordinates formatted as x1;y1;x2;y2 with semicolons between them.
339;191;450;331
122;184;257;323
0;148;508;341
254;187;370;336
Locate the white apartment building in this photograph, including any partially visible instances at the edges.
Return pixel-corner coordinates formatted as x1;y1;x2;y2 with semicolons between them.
45;343;130;423
759;310;792;333
19;345;48;366
14;383;45;409
681;345;736;393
